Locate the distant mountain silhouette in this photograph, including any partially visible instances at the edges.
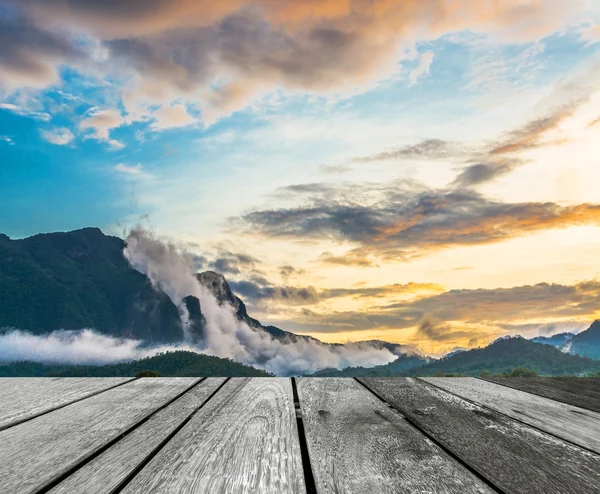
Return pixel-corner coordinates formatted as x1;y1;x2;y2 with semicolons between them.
406;336;600;376
307;353;430;377
531;332;575;347
563;321;600;360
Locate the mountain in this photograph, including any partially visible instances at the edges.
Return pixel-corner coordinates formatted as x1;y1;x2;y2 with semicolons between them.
307;353;430;377
0;351;272;377
406;336;600;376
531;332;574;347
0;228;183;342
197;270;322;344
563;321;600;360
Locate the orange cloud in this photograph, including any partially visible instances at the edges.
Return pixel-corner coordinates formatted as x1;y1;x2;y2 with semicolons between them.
4;1;585;120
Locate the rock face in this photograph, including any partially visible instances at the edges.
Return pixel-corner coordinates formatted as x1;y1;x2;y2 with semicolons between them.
196;271;262;328
0;228;184;341
182;295;206;343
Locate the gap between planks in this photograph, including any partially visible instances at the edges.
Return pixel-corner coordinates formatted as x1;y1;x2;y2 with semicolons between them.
35;378;208;494
421;377;600;457
108;377;231;494
354;378;505;494
290;378;317;494
0;377;139;433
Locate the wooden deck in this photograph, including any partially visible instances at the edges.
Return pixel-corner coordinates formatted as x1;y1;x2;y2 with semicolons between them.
0;377;598;494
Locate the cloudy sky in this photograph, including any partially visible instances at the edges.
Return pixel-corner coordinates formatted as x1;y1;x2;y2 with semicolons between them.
1;0;600;354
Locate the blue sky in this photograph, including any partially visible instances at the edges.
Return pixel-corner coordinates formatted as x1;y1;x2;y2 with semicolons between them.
1;0;600;352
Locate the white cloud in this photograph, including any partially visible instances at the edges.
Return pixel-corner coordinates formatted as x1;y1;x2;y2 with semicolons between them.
40;127;74;146
150;104;197;131
80;108;125;143
0;136;14;145
0;102;50;121
0;329;197;365
108;139;125;150
115;163;143;175
409;51;435;85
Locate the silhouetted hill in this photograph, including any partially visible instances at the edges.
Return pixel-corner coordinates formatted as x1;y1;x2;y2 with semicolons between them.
307;353;429;377
0;351;272;377
0;228;183;341
407;336;600;376
564;321;600;360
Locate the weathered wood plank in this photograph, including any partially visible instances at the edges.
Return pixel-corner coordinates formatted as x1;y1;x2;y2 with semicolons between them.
0;377;199;494
485;377;600;414
297;378;493;494
0;377;133;430
49;377;227;494
423;377;600;454
361;377;600;494
121;378;306;494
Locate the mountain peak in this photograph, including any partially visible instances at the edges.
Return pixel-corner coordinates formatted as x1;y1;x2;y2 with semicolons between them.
196;271;236;305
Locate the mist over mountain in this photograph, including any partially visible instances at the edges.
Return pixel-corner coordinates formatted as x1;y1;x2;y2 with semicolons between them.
531;332;575;347
2;227;599;377
0;228;183;341
0;228;398;375
563;321;600;360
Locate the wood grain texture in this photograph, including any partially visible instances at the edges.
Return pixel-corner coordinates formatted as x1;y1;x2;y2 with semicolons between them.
49;378;227;494
422;377;600;454
361;377;600;494
0;377;133;430
0;377;199;494
121;378;306;494
485;377;600;414
297;378;493;494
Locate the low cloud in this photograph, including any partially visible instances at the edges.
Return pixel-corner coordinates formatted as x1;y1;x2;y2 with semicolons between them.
122;227;397;375
230;275;442;307
0;329;196;365
279;279;600;339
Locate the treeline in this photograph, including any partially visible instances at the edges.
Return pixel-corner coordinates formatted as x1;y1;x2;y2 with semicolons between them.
0;351;272;377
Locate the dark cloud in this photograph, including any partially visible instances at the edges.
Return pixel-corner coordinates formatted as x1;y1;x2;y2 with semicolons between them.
451;159;522;187
416;317;478;342
236;182;600;260
209;251;259;275
279;265;305;280
230;278;320;305
230;274;441;307
0;13;87;88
